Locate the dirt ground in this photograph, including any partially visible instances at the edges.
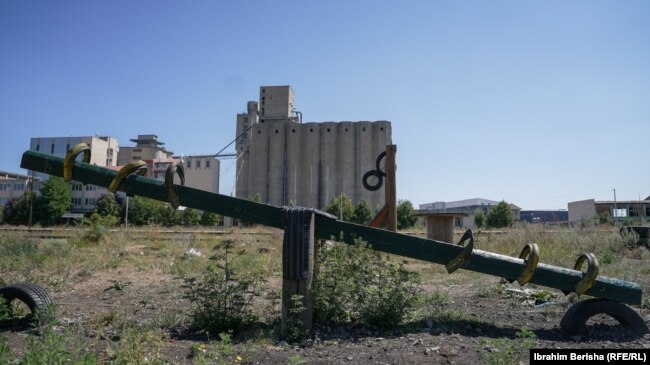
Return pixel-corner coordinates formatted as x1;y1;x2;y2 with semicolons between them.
3;267;649;364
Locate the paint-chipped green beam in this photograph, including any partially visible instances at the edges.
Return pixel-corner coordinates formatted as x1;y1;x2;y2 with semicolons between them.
21;150;643;304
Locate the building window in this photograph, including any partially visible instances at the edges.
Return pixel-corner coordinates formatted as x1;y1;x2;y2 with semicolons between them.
66;143;70;152
186;160;191;169
36;144;40;151
51;144;55;154
629;206;638;217
196;160;201;168
206;159;210;168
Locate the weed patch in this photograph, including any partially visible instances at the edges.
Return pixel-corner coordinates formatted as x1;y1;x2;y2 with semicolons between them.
314;239;421;329
183;240;264;335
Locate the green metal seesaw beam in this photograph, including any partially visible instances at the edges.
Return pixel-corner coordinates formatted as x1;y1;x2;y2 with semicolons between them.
20;150;643;305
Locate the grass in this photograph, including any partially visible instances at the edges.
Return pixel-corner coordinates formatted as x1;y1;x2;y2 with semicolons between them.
0;224;648;363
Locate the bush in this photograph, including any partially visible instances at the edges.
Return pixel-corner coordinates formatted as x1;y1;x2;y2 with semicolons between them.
200;211;222;227
2;193;33;226
182;208;200;227
94;193;121;218
83;212;119;242
182;240;264;335
314;239;421;328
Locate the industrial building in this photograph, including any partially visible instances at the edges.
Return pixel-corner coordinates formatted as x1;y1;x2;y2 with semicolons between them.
235;86;392;210
568;197;650;225
418;198;522;229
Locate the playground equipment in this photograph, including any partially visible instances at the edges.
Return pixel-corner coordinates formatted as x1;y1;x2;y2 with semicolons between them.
16;145;649;337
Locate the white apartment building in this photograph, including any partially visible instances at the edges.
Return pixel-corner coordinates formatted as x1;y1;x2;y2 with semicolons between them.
28;135;119;213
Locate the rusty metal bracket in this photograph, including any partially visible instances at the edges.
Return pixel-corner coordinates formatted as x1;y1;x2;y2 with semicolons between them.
63;143;91;182
165;163;185;209
108;161;147;193
446;229;474;274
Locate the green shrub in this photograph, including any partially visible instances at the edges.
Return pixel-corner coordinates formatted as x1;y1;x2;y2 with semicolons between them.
351;200;373;225
397;199;417;229
200;211;222;227
325;194;354;221
314;239;421;328
182;240;264;335
83;213;119;242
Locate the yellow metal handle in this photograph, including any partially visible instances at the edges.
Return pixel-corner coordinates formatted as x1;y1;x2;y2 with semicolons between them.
446;229;474;274
165;163;185;209
63;143;91;182
514;243;540;286
573;253;599;296
108;161;147;193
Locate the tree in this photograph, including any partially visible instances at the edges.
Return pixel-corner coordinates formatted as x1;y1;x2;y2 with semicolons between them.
37;177;71;226
200;211;222;227
2;193;34;225
351;200;373;225
486;201;513;228
94;193;121;218
325;193;354;221
182;208;200;226
396;199;417;229
474;209;485;229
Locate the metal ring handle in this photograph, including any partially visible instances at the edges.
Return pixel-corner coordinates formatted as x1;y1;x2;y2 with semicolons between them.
513;243;539;286
108;161;147;193
63;143;91;182
446;229;474;274
572;253;599;296
165;163;185;209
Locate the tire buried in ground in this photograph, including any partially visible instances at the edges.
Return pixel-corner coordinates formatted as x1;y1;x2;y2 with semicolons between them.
0;283;55;325
560;298;649;337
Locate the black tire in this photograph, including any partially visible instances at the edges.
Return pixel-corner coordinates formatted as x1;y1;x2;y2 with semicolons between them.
0;283;55;324
362;170;383;191
560;299;649;336
375;151;387;177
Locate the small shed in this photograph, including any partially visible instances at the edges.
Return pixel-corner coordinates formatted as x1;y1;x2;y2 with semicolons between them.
416;210;469;244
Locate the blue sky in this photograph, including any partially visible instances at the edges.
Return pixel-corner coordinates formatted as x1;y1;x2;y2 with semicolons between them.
1;1;648;210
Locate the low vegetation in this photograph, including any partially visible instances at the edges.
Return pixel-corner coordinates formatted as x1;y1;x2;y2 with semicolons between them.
0;224;647;363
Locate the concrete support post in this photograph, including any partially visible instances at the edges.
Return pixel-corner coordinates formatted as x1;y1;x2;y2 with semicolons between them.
385;145;397;231
281;207;316;339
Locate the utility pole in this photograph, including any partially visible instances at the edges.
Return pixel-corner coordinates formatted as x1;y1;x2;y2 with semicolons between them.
125;196;129;228
28;170;34;230
613;188;617;224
